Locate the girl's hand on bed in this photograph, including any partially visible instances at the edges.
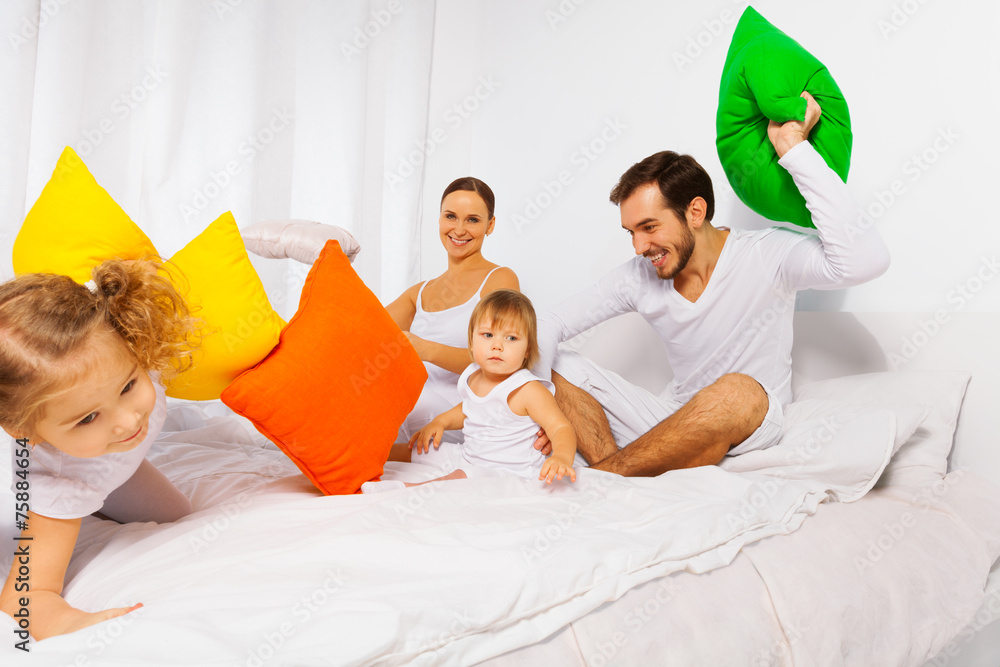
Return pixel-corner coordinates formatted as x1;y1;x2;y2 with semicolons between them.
51;602;143;639
9;591;143;641
540;456;576;484
0;514;144;641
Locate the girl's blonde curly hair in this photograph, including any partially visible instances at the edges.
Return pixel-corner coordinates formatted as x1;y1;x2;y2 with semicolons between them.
0;258;200;436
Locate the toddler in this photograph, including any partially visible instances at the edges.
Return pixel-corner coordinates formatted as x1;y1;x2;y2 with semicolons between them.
366;289;576;491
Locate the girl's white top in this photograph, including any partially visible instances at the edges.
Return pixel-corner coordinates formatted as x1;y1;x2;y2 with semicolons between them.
458;363;552;479
26;378;168;519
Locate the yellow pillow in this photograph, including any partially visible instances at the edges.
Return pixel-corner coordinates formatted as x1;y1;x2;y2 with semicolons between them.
166;212;286;399
11;147;285;400
13;148;157;282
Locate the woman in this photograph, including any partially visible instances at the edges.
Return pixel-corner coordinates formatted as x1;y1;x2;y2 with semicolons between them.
386;177;519;462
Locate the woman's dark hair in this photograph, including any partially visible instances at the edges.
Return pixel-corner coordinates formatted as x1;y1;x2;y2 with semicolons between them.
441;177;496;220
609;152;714;222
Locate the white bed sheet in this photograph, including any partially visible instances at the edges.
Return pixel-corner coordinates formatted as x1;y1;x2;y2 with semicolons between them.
0;401;915;665
559;471;1000;667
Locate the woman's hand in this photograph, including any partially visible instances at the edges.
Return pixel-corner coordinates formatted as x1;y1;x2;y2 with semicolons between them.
404;331;429;359
532;428;553;456
404;333;473;376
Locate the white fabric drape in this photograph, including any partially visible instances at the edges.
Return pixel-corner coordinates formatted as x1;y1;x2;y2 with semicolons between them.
0;0;436;316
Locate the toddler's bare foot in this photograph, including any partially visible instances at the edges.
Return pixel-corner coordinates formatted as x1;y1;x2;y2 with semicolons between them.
404;469;468;486
363;470;469;494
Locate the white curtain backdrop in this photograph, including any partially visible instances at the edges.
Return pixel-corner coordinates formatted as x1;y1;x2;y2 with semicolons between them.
0;0;437;317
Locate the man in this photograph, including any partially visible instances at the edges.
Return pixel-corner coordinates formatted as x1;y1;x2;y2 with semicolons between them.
534;92;889;476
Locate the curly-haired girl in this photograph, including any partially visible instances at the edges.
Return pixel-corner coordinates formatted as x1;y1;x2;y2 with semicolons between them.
0;259;198;640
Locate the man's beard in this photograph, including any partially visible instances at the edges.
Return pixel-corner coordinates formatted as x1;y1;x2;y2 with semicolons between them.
651;225;695;280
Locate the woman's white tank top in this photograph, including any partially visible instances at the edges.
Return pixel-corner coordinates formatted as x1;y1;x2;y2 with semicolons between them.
408;267;501;388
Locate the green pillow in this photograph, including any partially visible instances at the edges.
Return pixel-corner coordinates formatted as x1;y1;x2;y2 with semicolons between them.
716;6;851;228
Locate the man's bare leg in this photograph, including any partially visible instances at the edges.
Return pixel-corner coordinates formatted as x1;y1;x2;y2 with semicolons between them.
590;373;769;476
551;371;619;465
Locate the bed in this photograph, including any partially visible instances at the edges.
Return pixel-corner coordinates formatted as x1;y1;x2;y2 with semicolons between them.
2;309;999;666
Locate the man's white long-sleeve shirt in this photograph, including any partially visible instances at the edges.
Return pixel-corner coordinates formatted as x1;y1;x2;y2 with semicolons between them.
538;141;889;406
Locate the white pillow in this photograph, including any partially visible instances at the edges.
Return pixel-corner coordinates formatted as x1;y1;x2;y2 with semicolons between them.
783;399;931;454
793;371;972;487
241;220;361;264
724;403;928;503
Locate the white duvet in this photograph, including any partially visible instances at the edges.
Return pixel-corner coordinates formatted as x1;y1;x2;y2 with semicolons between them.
0;403;909;666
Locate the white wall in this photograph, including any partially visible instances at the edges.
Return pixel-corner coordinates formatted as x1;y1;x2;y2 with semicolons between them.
416;0;1000;492
418;0;999;317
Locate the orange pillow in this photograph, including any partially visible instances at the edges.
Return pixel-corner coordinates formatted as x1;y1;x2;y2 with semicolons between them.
221;240;426;495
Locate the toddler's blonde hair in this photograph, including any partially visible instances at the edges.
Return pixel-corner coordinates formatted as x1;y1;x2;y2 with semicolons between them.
467;289;539;370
